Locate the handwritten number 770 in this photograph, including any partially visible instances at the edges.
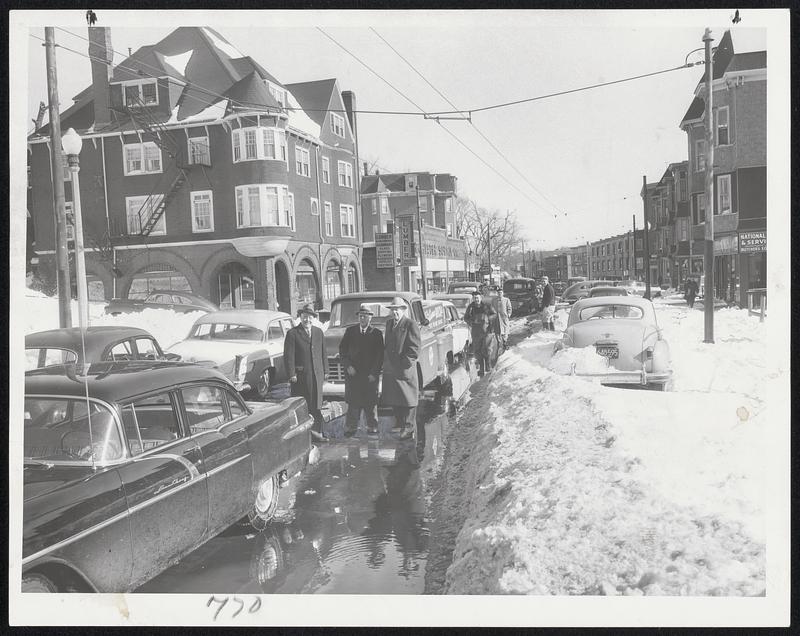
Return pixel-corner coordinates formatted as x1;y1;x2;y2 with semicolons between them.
207;595;262;620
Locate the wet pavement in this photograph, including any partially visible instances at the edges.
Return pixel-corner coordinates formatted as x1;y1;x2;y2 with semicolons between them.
138;366;477;594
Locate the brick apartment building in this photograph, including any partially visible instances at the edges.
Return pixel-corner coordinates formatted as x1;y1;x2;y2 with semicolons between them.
588;231;638;281
359;170;467;293
679;30;766;305
28;26;362;315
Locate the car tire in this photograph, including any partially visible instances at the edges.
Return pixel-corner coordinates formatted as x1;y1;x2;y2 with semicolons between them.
255;368;274;400
22;573;58;593
248;474;280;532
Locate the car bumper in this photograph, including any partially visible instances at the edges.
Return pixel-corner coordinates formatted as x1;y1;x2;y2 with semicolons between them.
234;380;251;393
323;381;346;398
570;367;673;386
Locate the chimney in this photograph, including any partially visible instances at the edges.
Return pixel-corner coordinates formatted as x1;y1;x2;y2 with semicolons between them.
88;27;113;127
375;169;379;176
363;161;368;176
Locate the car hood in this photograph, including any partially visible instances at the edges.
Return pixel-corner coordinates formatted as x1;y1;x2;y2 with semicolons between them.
24;464;95;500
566;319;649;370
167;339;265;367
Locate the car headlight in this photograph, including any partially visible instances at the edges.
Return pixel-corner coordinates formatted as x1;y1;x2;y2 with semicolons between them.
235;354;249;383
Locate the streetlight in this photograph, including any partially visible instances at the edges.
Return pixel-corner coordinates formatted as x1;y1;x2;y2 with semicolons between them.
61;128;89;328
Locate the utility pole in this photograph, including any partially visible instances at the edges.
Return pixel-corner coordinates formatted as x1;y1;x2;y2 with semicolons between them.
632;214;637;280
702;27;715;343
486;220;492;286
520;238;526;276
642;175;651;300
415;185;427;299
45;27;72;328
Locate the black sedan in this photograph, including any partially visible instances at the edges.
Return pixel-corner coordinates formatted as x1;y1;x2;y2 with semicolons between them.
25;326;177;370
104;290;218;315
22;361;315;592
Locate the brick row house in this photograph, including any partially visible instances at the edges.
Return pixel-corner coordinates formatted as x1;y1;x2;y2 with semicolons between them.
359;171;467;293
679;30;766;304
588;230;641;281
27;26;363;315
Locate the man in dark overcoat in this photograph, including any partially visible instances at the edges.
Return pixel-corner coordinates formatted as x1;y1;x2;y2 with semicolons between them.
340;304;384;438
464;290;497;376
540;276;556;331
284;303;329;441
380;297;421;441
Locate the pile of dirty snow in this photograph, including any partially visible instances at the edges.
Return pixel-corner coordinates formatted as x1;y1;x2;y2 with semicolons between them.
443;302;768;596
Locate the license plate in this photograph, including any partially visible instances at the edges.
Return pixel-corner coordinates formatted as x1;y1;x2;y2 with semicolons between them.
596;346;619;359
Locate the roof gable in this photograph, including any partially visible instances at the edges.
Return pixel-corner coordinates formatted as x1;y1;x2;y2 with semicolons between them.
223;71;281;113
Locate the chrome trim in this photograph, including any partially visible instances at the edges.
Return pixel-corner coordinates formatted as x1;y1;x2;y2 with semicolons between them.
205;453;251;478
22;507;131;566
127;473;206;515
322;381;346;398
132;452;201;479
281;417;313;441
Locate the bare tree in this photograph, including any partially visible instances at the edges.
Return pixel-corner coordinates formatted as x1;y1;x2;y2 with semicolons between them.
454;195;520;267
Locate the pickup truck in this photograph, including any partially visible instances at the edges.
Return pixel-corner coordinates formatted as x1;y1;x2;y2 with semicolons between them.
22;360;314;592
322;291;455;399
104;290;218;315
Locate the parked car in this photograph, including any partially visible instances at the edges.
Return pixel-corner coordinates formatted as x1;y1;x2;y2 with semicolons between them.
431;293;472;318
555;296;673;390
447;281;481;295
423;299;471;366
502;277;539;316
322;291;452;398
25;326;178;371
614;280;648;296
22;360;314;592
561;280;617;304
104;290;218;315
552;281;567;297
166;310;294;399
587;286;629;298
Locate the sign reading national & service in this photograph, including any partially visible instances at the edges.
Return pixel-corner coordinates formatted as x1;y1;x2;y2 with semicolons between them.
375;232;395;268
738;230;766;253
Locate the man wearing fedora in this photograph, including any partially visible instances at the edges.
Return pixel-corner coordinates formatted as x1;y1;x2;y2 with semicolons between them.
284;303;329;441
381;297;421;441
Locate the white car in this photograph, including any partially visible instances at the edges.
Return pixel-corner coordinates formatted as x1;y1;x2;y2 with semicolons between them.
556;296;673;390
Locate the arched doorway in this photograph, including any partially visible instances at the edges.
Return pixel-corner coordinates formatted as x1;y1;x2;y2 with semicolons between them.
127;262;191;299
214;262;256;309
275;259;291;314
346;262;359;293
324;259;342;301
295;259;319;307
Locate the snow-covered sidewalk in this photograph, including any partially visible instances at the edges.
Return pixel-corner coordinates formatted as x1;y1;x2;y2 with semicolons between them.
443;303;770;596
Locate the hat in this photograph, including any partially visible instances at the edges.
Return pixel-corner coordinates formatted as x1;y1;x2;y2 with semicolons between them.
541;276;549;281
385;296;408;310
298;303;317;317
357;303;374;316
471;290;482;297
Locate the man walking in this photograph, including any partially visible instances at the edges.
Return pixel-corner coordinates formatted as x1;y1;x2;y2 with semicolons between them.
684;276;698;308
381;297;421;441
284;303;329;442
541;276;556;331
340;304;384;438
493;287;513;351
464;290;497;376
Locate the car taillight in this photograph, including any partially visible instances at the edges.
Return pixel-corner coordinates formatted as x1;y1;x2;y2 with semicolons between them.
645;346;654;359
235;354;248;383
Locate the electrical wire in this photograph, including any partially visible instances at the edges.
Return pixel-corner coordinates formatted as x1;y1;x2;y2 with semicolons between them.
369;26;563;219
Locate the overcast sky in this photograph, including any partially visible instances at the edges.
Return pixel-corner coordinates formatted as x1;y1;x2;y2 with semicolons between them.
24;10;770;250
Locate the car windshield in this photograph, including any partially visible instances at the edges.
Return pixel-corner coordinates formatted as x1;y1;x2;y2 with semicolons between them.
330;298;399;327
578;305;644;321
189;323;263;341
24;397;123;463
504;282;530;292
25;347;78;371
450;286;477;294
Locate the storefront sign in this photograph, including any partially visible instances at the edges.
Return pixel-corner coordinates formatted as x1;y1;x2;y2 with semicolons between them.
375;232;395;268
739;230;766;253
398;217;418;266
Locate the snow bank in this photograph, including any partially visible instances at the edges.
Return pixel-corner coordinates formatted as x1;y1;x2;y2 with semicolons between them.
444;303;768;596
22;293;202;349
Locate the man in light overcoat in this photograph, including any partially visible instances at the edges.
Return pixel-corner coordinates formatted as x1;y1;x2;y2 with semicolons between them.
380;297;421;440
284;303;329;441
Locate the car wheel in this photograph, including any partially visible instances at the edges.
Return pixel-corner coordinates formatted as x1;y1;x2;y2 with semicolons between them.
248;474;280;531
255;368;274;400
22;573;57;593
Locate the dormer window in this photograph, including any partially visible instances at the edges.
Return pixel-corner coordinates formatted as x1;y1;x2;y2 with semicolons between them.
265;81;287;108
124;80;159;108
330;112;346;138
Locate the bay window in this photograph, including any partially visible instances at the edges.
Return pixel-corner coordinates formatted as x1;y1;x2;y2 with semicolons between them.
235;184;295;230
232;127;288;162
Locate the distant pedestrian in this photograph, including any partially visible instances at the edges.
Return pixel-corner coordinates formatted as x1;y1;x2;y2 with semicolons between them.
684;277;698;308
284;303;329;442
492;288;512;351
340;304;384;438
541;276;556;330
464;290;497;376
381;297;421;441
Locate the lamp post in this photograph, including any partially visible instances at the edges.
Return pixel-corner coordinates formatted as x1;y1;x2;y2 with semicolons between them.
62;128;89;328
